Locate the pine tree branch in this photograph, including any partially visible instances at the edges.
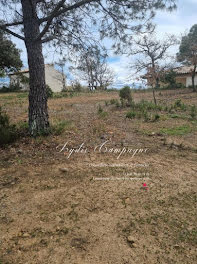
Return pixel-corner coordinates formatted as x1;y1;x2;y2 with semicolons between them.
37;0;95;41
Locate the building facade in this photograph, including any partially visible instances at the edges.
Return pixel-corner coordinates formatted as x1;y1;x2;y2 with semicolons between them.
9;64;66;92
175;66;197;87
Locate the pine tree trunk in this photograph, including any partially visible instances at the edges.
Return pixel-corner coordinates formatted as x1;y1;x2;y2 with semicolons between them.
21;0;49;136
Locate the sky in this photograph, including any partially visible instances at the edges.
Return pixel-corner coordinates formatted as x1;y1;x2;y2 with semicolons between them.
2;0;197;88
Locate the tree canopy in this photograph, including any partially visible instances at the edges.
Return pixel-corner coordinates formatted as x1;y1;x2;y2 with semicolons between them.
0;30;22;77
177;24;197;91
0;0;177;135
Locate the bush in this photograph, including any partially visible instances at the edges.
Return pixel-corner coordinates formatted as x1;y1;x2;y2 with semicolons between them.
0;83;22;93
46;85;53;98
131;100;163;112
126;111;136;119
98;104;103;114
190;105;197;119
0;107;18;146
174;99;187;111
153;113;160;122
110;99;119;105
119;86;132;106
73;81;83;92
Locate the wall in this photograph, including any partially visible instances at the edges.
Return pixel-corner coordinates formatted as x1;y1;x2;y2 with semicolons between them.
186;76;197;87
45;64;65;92
176;76;186;86
9;65;66;92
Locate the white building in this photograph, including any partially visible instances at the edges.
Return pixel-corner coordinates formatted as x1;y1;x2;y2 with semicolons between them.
175;66;197;87
9;64;66;92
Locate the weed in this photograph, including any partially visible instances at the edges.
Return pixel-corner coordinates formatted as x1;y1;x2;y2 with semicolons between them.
126;111;136;119
190;105;197;120
153;113;160;122
174;99;187;111
98;104;103;114
105;100;109;106
169;114;180;119
110;99;119;105
99;111;108;119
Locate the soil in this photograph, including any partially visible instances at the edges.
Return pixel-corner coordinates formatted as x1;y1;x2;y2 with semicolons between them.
0;89;197;264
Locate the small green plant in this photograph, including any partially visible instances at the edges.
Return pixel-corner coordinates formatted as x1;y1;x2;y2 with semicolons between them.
98;104;103;114
110;99;119;105
119;86;132;107
126;111;136;119
143;111;151;122
174;99;187;111
190;105;197;120
105;100;109;106
115;100;121;108
46;85;53;98
99;111;108;119
153;113;160;122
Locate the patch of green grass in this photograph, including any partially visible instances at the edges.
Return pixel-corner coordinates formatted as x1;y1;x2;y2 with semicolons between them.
0;95;15;100
51;120;73;135
178;229;197;245
16;93;28;99
160;125;192;136
110;98;119;105
99;111;108;119
126;111;137;119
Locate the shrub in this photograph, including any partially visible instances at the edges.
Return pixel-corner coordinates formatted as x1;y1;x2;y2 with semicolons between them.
119;86;132;106
190;105;197;120
131;100;163;112
105;100;109;106
115;101;121;108
98;104;103;114
174;99;187;111
0;83;22;93
0;107;18;146
126;111;136;119
153;113;160;122
110;99;119;105
46;85;53;98
73;81;82;92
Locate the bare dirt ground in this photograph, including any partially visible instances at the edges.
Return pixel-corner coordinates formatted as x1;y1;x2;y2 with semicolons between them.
0;89;197;264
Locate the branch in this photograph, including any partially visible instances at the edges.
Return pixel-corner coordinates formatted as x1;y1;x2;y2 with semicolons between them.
37;0;95;41
0;21;23;27
0;26;25;40
41;35;56;43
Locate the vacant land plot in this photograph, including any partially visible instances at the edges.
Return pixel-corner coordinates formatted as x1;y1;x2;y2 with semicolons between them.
0;89;197;264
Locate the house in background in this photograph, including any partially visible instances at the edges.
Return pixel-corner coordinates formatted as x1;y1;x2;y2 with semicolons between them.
174;66;197;87
143;65;197;88
9;64;66;92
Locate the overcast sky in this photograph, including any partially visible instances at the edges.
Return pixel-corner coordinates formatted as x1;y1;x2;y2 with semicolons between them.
10;0;197;88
